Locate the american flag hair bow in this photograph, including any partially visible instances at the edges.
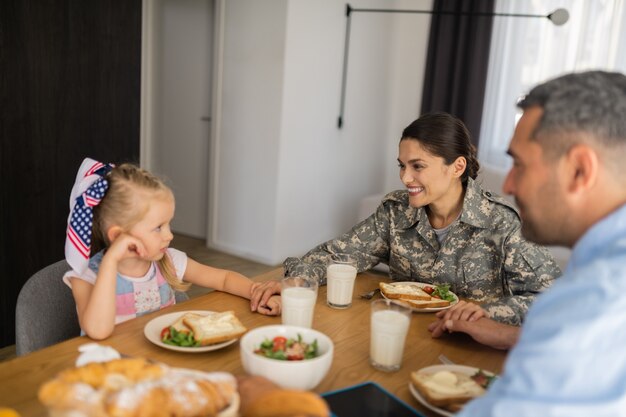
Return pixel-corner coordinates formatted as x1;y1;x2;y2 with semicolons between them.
65;158;114;273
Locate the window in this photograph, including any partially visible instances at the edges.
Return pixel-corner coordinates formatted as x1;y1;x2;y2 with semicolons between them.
478;0;626;168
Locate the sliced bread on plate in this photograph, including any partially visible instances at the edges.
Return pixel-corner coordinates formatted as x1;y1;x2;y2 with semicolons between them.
400;298;451;309
379;282;431;301
411;370;485;411
183;311;247;346
170;312;204;334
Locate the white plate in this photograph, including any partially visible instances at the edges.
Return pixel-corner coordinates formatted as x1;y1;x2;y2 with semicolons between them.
144;310;239;352
381;282;459;312
408;364;495;416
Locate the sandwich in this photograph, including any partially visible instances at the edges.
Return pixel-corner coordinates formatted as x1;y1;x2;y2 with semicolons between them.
379;282;431;301
170;312;204;334
411;370;487;412
398;298;452;309
183;311;248;346
379;282;452;309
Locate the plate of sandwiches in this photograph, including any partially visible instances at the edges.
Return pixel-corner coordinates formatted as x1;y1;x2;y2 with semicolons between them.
409;364;496;416
144;310;247;352
379;282;459;312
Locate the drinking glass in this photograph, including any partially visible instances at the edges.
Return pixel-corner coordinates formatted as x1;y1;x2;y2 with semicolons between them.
369;299;412;372
281;276;318;328
326;253;357;309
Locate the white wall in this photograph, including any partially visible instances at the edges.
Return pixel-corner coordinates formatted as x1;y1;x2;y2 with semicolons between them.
210;0;432;265
382;5;432;191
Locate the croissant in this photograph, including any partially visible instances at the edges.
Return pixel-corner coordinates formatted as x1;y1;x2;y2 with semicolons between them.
38;358;236;417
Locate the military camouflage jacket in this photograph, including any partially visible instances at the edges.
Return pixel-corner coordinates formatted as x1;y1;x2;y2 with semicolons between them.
284;178;561;325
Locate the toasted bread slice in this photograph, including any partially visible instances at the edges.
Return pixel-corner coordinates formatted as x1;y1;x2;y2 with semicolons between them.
401;298;450;309
411;370;485;411
183;311;247;346
241;389;330;417
379;282;431;301
170;312;204;334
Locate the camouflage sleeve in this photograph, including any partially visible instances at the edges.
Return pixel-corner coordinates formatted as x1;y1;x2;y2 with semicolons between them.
483;223;562;326
283;202;393;285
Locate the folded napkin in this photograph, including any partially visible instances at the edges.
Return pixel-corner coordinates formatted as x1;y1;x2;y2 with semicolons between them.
75;343;121;367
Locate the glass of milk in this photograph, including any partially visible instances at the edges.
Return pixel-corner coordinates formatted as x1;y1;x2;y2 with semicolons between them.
326;253;358;309
369;299;412;372
281;276;318;328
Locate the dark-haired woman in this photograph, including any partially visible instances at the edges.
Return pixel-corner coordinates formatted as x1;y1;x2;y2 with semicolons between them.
252;112;561;326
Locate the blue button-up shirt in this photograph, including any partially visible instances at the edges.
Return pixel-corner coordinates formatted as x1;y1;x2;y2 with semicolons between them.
459;202;626;416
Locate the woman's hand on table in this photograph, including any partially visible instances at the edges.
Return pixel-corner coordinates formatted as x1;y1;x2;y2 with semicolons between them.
255;295;281;316
428;316;520;350
250;280;282;312
427;300;487;339
435;300;487;323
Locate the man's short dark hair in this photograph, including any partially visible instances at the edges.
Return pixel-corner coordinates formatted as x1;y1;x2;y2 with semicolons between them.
518;70;626;158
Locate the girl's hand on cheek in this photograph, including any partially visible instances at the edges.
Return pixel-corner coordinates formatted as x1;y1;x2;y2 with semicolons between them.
107;233;147;261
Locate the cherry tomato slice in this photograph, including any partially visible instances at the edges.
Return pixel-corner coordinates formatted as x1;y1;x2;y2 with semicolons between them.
423;286;435;294
160;327;170;340
272;336;287;351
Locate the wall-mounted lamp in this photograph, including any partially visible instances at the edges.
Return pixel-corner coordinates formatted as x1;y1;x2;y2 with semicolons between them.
337;4;569;128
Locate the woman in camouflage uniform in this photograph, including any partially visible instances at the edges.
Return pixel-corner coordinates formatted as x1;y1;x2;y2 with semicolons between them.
253;113;561;326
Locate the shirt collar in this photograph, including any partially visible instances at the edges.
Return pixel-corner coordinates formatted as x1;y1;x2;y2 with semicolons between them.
457;178;494;229
567;202;626;272
393;178;492;230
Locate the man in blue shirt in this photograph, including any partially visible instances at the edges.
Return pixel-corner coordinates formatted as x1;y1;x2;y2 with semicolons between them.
438;70;626;416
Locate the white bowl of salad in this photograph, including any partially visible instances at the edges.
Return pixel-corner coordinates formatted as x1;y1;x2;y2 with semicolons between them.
240;325;334;390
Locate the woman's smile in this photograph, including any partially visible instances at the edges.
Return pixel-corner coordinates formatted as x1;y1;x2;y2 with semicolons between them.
407;186;424;196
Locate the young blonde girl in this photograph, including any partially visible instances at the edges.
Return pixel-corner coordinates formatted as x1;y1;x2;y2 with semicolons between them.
64;158;281;340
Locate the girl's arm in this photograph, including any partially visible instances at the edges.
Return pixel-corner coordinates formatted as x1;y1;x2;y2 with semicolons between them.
73;233;148;339
183;258;254;298
182;259;280;315
70;253;119;340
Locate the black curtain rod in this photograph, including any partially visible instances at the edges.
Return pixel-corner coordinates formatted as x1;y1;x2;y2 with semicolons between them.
337;4;569;129
348;6;547;19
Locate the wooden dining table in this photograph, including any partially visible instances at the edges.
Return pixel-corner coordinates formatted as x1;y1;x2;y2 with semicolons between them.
0;268;508;416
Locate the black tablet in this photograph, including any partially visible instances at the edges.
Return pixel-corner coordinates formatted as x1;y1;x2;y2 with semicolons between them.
322;381;426;417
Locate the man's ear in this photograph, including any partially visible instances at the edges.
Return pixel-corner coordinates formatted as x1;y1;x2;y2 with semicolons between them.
564;144;598;194
452;156;467;179
106;225;124;243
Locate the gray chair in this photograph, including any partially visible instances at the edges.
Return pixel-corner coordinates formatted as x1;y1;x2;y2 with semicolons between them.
15;260;191;356
15;260;80;356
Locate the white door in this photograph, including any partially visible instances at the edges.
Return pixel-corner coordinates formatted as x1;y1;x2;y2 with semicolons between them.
152;0;214;238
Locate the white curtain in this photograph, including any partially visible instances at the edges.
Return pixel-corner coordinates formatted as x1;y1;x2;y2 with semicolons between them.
478;0;626;168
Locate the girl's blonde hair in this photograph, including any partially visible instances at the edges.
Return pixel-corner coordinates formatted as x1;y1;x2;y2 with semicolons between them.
92;163;190;292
